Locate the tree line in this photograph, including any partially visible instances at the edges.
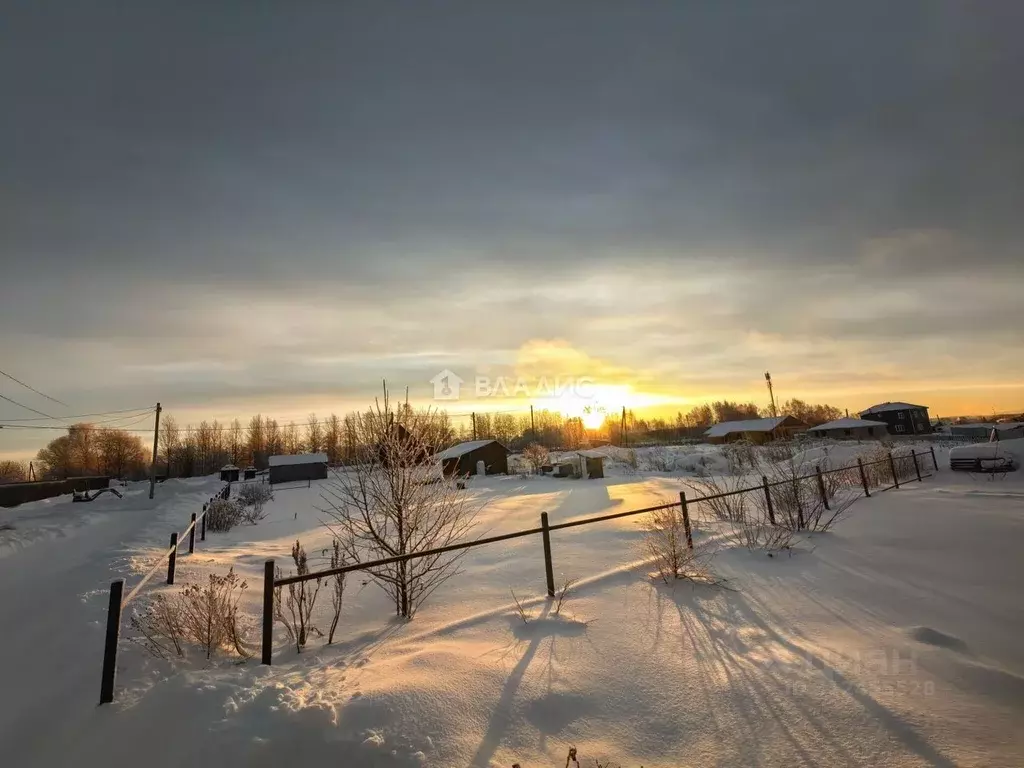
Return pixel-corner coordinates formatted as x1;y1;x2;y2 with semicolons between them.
5;397;845;483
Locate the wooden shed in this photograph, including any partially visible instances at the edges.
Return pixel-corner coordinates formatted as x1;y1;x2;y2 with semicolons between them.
704;416;807;444
220;464;240;482
437;439;509;477
268;453;328;484
576;450;606;479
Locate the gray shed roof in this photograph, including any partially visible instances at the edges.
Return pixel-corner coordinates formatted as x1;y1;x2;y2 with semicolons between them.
436;439;507;460
808;418;889;432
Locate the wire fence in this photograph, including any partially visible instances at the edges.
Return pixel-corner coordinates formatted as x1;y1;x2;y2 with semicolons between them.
99;482;230;704
259;447;939;665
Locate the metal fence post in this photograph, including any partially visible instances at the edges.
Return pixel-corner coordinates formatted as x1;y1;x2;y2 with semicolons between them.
541;512;555;597
857;458;871;497
167;532;178;584
911;451;923;482
888;451;900;489
679;491;694;550
262;559;275;665
762;476;776;525
188;513;197;554
815;465;830;511
930;446;939;471
99;580;124;704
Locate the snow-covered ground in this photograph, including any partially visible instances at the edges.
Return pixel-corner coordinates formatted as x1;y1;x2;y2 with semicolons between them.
1;443;1021;767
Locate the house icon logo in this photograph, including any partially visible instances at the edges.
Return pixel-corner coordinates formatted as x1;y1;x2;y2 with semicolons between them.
430;369;464;400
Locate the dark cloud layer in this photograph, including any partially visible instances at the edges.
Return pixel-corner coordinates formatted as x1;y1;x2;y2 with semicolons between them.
2;2;1023;455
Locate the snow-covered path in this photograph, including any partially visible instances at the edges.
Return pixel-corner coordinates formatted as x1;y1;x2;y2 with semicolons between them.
0;480;220;767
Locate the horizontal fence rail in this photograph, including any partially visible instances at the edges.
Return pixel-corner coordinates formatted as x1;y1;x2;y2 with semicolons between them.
261;448;938;664
99;482;230;704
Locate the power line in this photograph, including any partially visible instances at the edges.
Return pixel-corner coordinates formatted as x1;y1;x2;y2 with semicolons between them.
0;405;154;422
0;368;70;407
0;392;57;420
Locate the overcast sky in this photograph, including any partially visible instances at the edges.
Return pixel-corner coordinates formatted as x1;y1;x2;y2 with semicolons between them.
2;2;1023;457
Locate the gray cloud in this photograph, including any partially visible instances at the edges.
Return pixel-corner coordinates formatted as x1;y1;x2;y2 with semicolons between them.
2;2;1023;457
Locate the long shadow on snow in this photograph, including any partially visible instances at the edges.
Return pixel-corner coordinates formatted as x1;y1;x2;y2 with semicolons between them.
659;584;957;768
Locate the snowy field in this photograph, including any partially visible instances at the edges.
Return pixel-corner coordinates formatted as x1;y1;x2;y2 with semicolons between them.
1;443;1022;767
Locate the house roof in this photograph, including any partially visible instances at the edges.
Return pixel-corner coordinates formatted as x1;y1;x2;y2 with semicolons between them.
860;401;927;414
435;439;508;460
576;449;606;459
268;452;328;467
220;464;239;471
704;416;795;438
807;418;888;432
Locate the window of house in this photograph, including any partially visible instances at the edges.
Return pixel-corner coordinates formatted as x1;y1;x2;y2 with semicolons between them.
844;429;851;436
898;412;905;419
868;427;875;436
895;424;905;433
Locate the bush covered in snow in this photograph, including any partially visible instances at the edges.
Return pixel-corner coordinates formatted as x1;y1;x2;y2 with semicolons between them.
130;568;252;660
205;498;244;532
236;482;274;524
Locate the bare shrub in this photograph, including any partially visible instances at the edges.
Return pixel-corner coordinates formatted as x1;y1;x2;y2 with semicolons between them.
723;440;756;472
686;473;749;523
522;443;550;474
237;482;274;524
641;447;677;472
510;588;531;624
643;505;720;583
757;457;860;532
131;568;252;660
321;389;482;619
759;441;795;464
274;540;322;652
325;538;347;644
205;498;243;532
554;576;577;616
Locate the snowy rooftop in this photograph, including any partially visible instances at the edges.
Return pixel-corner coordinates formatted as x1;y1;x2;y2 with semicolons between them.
220;464;239;471
576;449;606;459
808;417;889;432
704;416;789;437
268;452;328;467
860;401;927;413
435;439;505;460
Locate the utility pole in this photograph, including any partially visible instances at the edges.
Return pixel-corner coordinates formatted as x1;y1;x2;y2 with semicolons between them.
148;402;162;500
471;412;477;441
765;372;777;418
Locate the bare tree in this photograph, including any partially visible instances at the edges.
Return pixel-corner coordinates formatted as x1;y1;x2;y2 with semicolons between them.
159;414;180;476
522;443;549;474
306;413;324;455
0;460;28;484
324;413;342;465
321;388;481;619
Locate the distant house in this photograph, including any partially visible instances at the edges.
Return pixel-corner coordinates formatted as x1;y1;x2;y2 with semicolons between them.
436;439;509;476
859;402;932;436
268;453;328;484
576;449;606;479
377;423;432;468
219;464;240;482
953;422;1024;440
806;418;888;440
704;416;807;444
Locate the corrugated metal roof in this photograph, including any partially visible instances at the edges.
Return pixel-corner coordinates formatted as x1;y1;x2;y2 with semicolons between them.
860;401;927;413
807;418;888;431
268;453;328;467
704;416;789;438
435;439;505;460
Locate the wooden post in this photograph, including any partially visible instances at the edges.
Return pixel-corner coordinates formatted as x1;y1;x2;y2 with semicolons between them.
188;513;196;553
201;505;206;541
912;450;923;482
148;402;162;500
679;492;694;550
541;512;555;597
857;458;871;497
930;446;939;471
167;532;178;584
262;559;275;665
815;465;830;511
99;580;123;704
888;451;900;489
762;476;776;525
